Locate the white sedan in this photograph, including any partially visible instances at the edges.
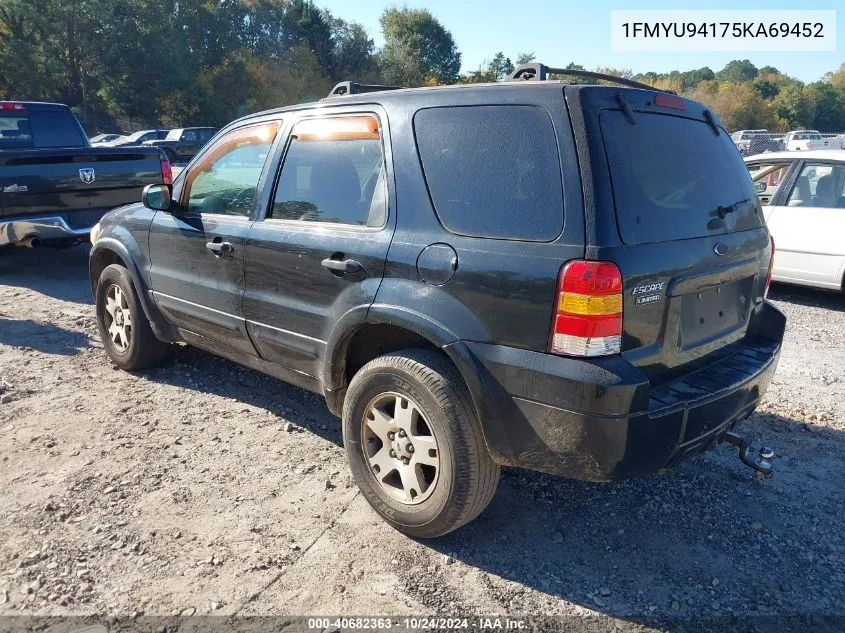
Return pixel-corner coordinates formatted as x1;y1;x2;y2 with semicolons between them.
745;150;845;292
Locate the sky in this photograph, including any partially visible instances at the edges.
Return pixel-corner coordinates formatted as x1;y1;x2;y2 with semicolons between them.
319;0;843;83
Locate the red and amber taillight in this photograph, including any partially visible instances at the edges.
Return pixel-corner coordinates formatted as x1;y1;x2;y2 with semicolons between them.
549;261;623;357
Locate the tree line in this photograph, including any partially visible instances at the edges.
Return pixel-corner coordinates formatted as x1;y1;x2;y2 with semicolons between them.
1;0;844;133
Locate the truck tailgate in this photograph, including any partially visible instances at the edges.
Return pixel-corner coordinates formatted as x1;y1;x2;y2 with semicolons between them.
0;147;162;217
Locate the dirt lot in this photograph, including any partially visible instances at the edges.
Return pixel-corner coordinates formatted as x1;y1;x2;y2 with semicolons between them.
1;245;843;629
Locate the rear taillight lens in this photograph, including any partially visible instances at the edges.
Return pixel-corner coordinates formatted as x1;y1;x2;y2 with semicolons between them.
765;235;775;296
160;158;173;185
549;261;623;357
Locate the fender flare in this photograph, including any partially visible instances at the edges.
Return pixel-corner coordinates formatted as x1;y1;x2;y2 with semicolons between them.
90;237;177;342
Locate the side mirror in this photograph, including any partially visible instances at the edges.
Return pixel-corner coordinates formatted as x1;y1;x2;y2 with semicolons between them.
142;183;171;211
755;181;766;194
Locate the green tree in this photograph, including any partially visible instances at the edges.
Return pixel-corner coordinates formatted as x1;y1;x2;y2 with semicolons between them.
808;82;845;131
774;85;816;128
515;52;535;65
379;8;461;86
464;51;513;83
716;59;759;83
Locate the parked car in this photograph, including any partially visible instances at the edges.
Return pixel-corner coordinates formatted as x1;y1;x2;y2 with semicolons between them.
143;127;217;163
90;133;121;145
104;129;169;148
731;130;785;156
89;66;784;537
0;101;171;249
746;150;845;291
783;130;844;151
731;129;770;154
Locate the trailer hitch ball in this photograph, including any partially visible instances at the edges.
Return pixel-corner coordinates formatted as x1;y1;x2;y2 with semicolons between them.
722;432;775;480
756;447;775;482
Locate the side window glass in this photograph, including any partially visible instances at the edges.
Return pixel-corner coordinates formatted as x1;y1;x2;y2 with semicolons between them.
270;115;387;227
788;163;844;208
748;162;789;202
182;122;279;217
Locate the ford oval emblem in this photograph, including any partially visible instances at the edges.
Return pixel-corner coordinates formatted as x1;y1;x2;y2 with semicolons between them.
714;242;728;256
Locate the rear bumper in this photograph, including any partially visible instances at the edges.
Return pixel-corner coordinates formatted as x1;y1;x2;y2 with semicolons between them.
0;210;108;246
447;301;785;481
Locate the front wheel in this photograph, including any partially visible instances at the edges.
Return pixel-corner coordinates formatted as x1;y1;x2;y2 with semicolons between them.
342;349;500;538
95;264;170;371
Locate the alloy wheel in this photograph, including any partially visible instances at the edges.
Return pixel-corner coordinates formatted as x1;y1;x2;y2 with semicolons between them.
361;392;440;505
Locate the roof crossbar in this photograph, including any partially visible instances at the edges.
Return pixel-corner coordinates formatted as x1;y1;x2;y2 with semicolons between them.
326;81;403;98
505;63;673;93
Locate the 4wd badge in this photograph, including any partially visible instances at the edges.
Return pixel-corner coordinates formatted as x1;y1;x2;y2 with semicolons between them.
79;168;95;184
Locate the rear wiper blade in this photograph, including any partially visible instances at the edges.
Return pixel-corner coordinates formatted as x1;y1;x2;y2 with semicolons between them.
710;198;752;220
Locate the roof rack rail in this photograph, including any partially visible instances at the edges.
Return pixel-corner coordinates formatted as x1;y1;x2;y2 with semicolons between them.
326;81;403;98
505;63;674;94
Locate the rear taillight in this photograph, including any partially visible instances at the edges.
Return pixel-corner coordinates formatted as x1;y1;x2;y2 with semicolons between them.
549;261;623;357
160;158;173;185
765;236;775;296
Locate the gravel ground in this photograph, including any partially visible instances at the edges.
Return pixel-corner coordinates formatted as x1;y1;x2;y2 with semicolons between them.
0;245;843;630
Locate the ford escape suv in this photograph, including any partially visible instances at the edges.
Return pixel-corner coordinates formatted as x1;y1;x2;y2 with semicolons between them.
89;64;785;537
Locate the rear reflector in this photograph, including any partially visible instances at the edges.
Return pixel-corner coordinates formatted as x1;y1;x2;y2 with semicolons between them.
160;158;173;185
0;102;26;111
550;261;623;357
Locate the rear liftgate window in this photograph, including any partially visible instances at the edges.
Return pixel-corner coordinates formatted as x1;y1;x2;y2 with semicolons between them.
600;111;763;245
414;105;564;241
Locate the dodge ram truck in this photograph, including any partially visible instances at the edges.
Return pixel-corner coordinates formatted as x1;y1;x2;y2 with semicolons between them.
0;101;170;249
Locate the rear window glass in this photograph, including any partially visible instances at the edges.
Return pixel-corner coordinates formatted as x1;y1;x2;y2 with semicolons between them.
414;105;563;241
29;109;87;148
0;114;33;149
600;112;763;244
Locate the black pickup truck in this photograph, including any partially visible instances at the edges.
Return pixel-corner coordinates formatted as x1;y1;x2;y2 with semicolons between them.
0;101;169;249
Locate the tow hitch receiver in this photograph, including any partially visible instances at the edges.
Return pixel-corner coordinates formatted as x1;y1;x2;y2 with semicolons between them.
722;431;774;480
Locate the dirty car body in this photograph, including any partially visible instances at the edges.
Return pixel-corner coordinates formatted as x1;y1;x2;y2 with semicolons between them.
90;72;785;535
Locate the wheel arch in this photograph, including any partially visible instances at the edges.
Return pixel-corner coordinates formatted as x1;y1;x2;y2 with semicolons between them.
90;238;177;342
322;305;508;465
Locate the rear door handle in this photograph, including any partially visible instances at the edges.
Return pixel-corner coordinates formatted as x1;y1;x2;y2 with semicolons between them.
321;257;363;274
206;241;234;255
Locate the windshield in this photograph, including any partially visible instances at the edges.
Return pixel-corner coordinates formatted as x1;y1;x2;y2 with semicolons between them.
601;111;763;244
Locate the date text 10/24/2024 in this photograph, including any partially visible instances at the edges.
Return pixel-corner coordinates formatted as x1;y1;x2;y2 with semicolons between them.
306;617;527;630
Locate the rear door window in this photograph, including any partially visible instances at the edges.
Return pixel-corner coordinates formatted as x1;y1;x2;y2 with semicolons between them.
271;115;387;227
414;105;564;242
601;112;763;244
787;163;845;208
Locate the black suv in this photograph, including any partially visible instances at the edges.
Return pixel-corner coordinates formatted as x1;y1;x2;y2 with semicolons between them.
89;65;785;537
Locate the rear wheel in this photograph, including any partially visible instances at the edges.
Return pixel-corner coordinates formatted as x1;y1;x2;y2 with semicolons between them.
342;349;500;538
95;264;170;370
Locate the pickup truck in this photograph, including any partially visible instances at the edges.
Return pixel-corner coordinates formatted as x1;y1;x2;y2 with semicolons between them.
783;130;844;151
0;101;170;249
